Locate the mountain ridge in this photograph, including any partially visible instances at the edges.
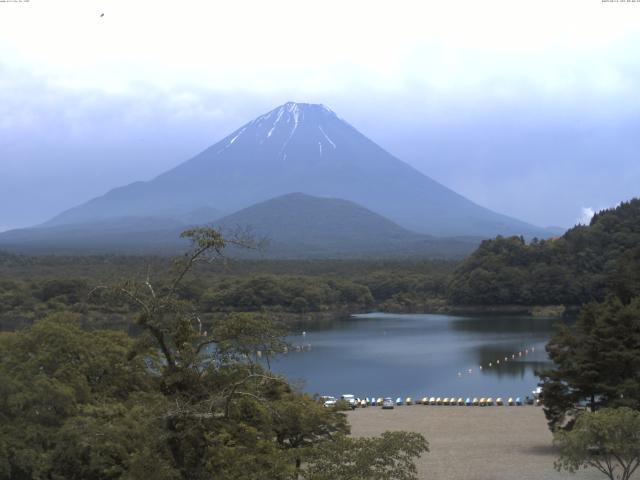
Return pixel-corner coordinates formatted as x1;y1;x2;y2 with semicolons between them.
212;192;480;258
44;102;551;238
0;192;481;258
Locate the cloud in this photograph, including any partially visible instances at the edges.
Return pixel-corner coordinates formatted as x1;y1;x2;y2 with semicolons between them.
2;0;640;101
1;63;639;231
578;207;595;225
2;0;640;231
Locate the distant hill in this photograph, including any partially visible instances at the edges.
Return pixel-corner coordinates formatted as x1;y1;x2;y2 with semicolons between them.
448;198;640;306
0;193;480;258
0;217;189;255
43;102;551;238
214;193;479;258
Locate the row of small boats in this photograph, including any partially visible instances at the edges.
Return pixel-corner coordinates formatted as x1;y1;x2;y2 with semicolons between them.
356;396;540;407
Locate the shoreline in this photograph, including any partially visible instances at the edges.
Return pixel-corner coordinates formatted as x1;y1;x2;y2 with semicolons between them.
377;303;576;318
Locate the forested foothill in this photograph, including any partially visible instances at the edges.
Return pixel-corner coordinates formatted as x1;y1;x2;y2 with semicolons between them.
448;198;640;307
3;200;640;334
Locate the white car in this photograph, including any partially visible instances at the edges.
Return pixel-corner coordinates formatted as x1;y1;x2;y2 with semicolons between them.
321;396;337;408
341;394;357;409
382;397;395;409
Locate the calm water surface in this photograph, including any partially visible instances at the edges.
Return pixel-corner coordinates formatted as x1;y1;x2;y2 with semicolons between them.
271;313;562;400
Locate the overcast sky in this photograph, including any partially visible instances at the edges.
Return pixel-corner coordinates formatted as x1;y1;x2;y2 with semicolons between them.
1;0;639;231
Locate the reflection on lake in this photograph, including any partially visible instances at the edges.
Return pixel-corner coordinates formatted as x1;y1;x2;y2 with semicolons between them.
271;313;564;399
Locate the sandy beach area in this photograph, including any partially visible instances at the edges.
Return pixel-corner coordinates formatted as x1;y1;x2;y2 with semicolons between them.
347;406;614;480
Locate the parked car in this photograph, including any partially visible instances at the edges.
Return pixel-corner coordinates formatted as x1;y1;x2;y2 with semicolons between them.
341;394;357;409
382;397;395;409
321;396;337;408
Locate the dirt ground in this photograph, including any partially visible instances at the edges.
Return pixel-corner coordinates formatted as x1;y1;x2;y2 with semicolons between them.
347;406;616;480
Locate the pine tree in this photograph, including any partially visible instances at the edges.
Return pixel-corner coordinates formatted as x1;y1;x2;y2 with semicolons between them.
539;296;640;430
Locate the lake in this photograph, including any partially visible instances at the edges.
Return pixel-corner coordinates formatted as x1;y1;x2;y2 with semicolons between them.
271;312;561;400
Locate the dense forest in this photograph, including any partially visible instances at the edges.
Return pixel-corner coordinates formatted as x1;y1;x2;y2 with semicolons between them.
4;198;640;333
3;202;640;478
0;251;454;331
448;199;640;306
0;229;428;479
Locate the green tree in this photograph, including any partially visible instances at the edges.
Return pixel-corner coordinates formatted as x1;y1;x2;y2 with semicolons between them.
99;228;355;478
1;228;431;479
0;313;155;480
554;407;640;480
539;296;640;430
610;246;640;304
48;399;179;480
448;198;640;307
302;431;429;480
271;392;349;473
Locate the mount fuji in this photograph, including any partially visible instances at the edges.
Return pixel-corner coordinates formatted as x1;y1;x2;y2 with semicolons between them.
0;102;554;255
46;102;547;236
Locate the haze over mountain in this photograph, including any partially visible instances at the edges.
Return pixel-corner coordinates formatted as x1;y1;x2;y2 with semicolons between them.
0;193;480;258
44;102;550;239
213;193;479;258
0;216;188;255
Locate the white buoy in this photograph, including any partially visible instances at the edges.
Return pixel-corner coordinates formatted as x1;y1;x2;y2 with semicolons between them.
479;366;483;370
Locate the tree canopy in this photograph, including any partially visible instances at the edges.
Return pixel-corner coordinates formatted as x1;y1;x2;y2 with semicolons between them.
0;228;429;479
539;296;640;430
554;407;640;480
448;198;640;306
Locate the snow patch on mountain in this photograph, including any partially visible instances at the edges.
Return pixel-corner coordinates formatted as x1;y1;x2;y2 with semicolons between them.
229;126;246;145
318;126;336;149
267;108;284;138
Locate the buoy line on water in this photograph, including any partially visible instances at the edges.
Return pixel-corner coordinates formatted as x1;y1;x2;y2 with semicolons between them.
335;396;542;408
456;346;536;379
